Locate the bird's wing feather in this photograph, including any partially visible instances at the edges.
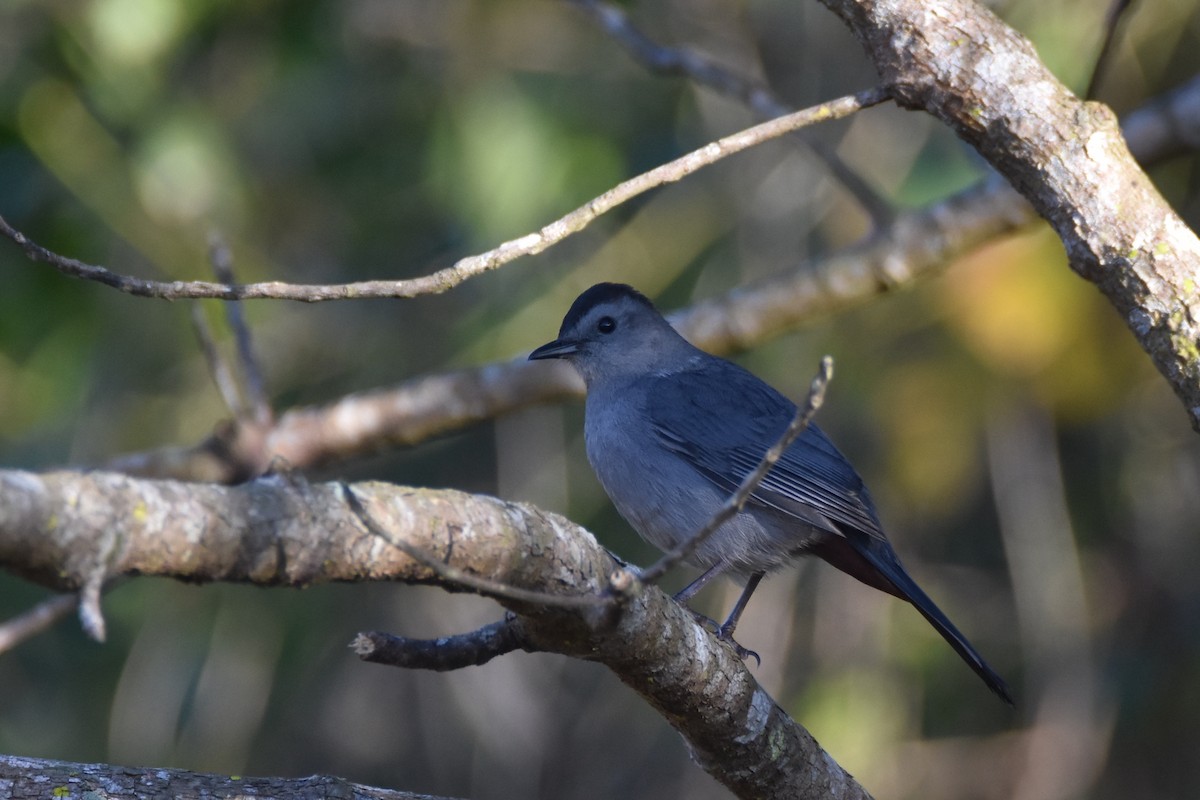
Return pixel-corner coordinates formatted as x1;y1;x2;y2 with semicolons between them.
641;363;886;541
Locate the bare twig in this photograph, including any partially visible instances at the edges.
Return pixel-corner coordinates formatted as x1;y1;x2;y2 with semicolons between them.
208;232;272;424
571;0;894;227
636;356;833;586
1087;0;1137;100
95;74;1200;484
190;304;246;418
571;0;787;119
0;593;77;654
353;617;533;671
0;90;884;304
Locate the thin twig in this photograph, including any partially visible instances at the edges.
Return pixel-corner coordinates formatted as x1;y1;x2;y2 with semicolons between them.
0;594;77;654
207;232;272;424
190;304;246;418
77;571;106;642
636;356;833;586
341;484;605;609
571;0;894;227
1086;0;1136;100
97;73;1200;484
352;617;533;671
0;89;885;303
571;0;788;119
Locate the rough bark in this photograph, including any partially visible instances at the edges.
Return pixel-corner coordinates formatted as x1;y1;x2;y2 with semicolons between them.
0;754;454;800
0;469;871;800
819;0;1200;428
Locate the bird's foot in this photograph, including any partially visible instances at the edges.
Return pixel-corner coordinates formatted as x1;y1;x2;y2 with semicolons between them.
681;609;760;665
685;608;721;633
716;624;761;667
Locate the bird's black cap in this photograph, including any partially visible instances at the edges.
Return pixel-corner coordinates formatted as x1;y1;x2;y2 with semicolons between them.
557;283;657;337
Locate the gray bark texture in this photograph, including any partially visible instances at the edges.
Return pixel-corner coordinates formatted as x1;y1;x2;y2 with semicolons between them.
820;0;1200;428
0;754;454;800
0;469;871;800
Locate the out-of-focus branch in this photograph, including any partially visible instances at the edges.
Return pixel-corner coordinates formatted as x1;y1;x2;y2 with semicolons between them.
986;405;1113;798
1119;75;1200;163
1087;0;1137;100
0;593;76;654
818;0;1200;430
0;468;872;800
207;232;272;424
94;74;1200;483
570;0;894;226
0;90;882;303
571;0;786;119
0;754;459;800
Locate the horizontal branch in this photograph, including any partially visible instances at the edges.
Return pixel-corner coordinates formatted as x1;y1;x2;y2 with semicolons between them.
0;89;884;303
353;619;531;671
0;468;871;799
0;754;456;800
103;72;1200;483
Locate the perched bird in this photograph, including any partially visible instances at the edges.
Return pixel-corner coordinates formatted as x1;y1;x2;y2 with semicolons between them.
529;282;1012;704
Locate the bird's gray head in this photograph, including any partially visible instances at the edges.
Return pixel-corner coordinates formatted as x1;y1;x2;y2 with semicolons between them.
528;283;693;384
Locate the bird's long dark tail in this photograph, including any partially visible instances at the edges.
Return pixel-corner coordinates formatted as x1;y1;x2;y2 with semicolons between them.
814;535;1014;706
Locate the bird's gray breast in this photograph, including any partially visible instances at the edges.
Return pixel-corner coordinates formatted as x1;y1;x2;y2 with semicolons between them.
582;377;804;574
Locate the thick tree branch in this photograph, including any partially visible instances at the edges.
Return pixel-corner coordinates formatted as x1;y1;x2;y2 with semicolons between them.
818;0;1200;429
0;469;871;799
0;754;457;800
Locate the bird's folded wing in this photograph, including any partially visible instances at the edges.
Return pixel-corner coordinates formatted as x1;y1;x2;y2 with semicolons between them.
644;368;886;542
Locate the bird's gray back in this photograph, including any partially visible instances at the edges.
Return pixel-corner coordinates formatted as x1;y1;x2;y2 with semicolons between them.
583;353;885;574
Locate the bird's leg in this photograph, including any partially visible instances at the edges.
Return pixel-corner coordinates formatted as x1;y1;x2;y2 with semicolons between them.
672;566;764;665
719;572;763;638
672;563;726;632
717;572;764;666
673;563;725;604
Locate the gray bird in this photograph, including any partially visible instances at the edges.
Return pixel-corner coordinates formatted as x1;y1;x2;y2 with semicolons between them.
529;283;1012;704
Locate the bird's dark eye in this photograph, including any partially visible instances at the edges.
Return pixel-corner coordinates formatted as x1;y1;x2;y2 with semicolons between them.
597;316;616;334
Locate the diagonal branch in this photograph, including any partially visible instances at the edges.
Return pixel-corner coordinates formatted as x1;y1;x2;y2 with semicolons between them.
818;0;1200;430
0;593;77;654
98;73;1200;484
1087;0;1137;100
0;468;872;799
571;0;894;226
0;89;884;303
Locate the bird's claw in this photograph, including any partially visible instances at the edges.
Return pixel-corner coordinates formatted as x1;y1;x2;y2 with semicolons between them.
686;609;720;633
682;610;760;665
717;625;761;666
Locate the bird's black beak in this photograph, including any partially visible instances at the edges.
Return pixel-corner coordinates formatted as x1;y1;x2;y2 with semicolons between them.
528;338;580;360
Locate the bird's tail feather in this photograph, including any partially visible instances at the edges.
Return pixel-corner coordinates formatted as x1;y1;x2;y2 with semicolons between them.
816;536;1014;705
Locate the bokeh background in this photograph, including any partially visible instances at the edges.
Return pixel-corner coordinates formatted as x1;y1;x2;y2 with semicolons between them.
2;1;1200;798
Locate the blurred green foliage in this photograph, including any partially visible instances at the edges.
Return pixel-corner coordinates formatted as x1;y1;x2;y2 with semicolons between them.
2;1;1200;799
